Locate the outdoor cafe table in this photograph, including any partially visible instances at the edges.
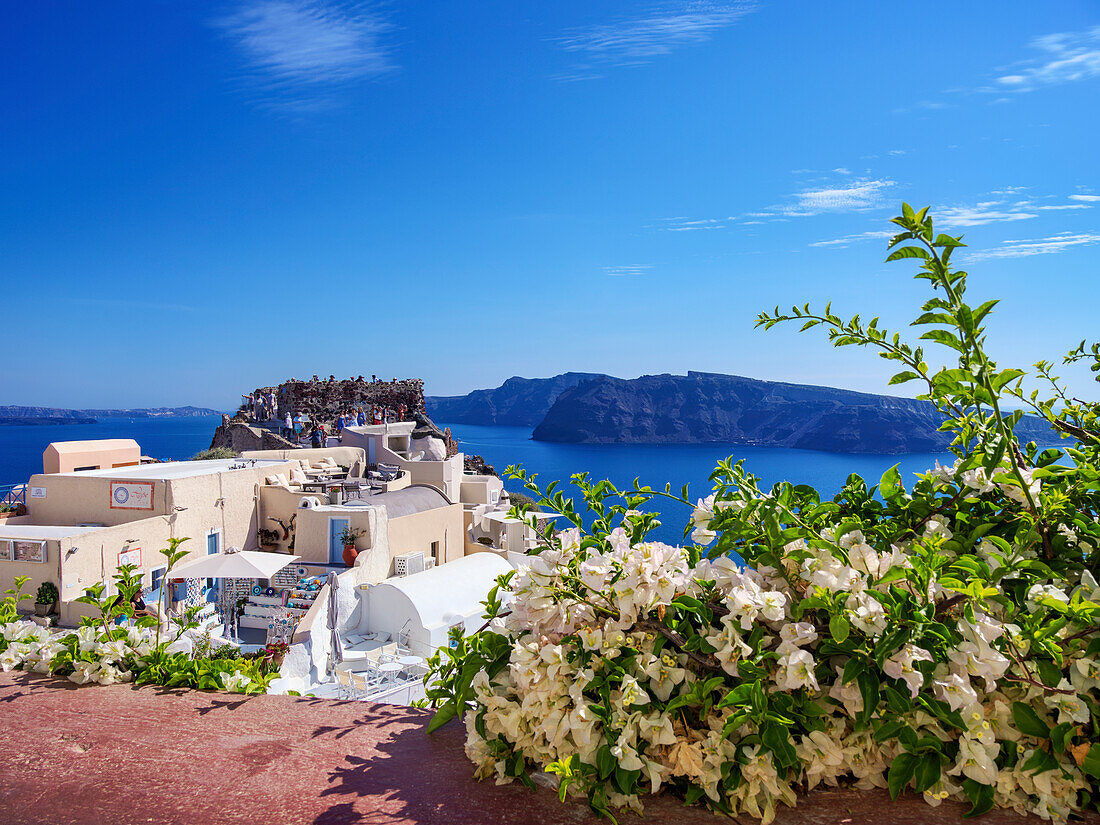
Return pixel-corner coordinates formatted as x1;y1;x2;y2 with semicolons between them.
397;656;424;668
377;662;403;682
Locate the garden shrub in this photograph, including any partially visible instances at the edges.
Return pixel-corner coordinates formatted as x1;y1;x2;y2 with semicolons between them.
0;539;277;695
425;205;1100;822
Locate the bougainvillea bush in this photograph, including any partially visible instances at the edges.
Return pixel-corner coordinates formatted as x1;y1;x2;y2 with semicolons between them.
425;206;1100;823
0;539;277;694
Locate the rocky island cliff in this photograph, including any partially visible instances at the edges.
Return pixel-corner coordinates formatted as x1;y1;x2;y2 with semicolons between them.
431;371;1057;454
426;372;604;426
533;372;1056;453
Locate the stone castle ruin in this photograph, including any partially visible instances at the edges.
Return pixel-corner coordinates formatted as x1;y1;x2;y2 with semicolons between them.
243;376;426;425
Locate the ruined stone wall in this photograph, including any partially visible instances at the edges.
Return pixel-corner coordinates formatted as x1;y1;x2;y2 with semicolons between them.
246;376;425;426
209;419;298;452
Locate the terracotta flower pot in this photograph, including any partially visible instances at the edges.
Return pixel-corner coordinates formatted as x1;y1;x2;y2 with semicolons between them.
342;544;358;567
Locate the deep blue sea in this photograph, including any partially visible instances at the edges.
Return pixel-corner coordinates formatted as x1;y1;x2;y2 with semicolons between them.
437;422;954;544
0;415;225;485
0;416;954;545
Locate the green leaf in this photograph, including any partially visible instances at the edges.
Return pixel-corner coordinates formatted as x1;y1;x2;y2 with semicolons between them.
888;371;921;385
856;671;880;724
879;465;903;501
1020;748;1059;776
1081;744;1100;779
962;779;995;818
596;745;616;779
842;656;866;684
888;752;919;799
886;246;931;262
920;329;965;352
873;717;908;743
829;613;850;644
426;701;457;734
914;753;942;793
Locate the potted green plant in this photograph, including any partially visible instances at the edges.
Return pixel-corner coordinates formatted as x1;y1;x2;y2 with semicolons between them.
34;581;58;617
338;525;364;567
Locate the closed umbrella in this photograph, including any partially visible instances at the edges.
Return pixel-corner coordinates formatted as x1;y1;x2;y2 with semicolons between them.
327;571;343;673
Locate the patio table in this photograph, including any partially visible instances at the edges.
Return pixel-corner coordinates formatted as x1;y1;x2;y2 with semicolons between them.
377;661;404;682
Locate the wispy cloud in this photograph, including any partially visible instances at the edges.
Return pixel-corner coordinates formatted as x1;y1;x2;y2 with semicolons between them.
1071;194;1100;202
992;26;1100;92
652;216;732;231
939;194;1093;227
782;178;895;216
555;2;753;78
939;203;1039;227
965;232;1100;261
213;1;393;108
809;230;896;249
603;264;653;277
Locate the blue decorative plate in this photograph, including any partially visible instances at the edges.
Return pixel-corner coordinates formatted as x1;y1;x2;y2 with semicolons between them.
251;585;262;596
264;587;276;596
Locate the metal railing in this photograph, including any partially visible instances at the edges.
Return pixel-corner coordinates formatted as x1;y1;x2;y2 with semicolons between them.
0;484;26;511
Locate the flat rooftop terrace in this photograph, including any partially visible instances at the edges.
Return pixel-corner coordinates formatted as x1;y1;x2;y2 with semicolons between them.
0;671;1059;825
56;457;287;481
0;524;105;540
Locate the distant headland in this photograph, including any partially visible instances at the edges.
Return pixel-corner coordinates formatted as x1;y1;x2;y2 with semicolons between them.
0;405;221;426
428;371;1058;454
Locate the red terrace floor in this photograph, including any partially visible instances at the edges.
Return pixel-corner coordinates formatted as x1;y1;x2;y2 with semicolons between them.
0;672;1077;825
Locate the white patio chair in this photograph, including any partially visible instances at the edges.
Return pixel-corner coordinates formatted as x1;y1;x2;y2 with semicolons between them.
334;668;355;699
350;671;371;699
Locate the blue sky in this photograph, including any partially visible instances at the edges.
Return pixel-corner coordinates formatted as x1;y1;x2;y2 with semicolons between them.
2;1;1098;409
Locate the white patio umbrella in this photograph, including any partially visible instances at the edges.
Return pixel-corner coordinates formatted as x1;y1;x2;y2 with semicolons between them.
171;548;300;644
170;548;301;579
326;571;343;673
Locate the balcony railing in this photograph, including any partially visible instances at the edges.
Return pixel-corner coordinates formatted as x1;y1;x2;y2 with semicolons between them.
0;484;26;512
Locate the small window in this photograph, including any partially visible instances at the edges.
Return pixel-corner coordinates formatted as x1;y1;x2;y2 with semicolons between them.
148;566;168;604
430;541;439;560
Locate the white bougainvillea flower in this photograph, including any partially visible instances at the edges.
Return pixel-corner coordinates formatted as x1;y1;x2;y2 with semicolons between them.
775;648;820;692
1045;680;1090;725
933;670;978;712
68;659;102;685
691;495;717;545
883;644;932;698
998;466;1041;506
950;735;1000;786
777;622;818;653
1026;583;1069;612
924;515;954;541
961;468;995;494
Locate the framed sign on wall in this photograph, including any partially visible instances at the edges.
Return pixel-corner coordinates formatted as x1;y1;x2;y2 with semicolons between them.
12;541;46;563
109;481;155;511
0;541;11;561
118;547;142;568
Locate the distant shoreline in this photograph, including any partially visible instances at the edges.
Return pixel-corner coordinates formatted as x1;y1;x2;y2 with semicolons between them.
0;406;222;426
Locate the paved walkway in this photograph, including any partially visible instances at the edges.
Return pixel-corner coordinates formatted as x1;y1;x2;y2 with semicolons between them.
0;672;1061;824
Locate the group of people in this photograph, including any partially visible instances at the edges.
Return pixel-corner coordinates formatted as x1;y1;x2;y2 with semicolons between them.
242;390;280;422
273;402;412;447
334;402;409;433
